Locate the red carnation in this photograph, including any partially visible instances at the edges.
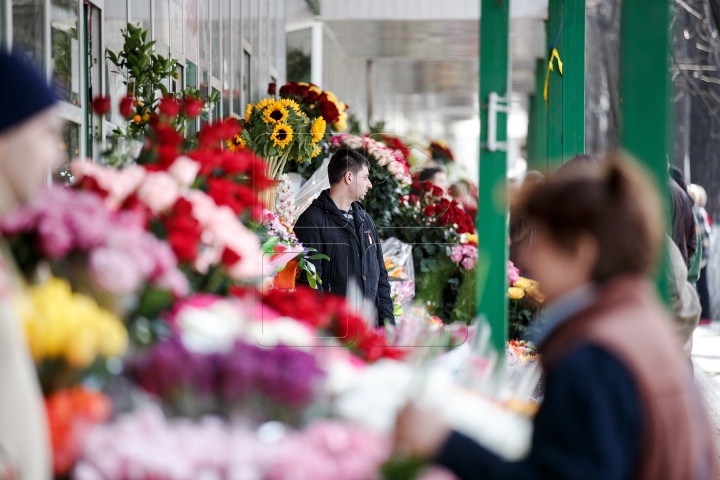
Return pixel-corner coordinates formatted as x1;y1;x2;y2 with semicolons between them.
182;96;205;118
92;95;111;116
432;185;444;197
408;194;419;205
423;205;436;216
267;82;276;95
119;96;134;118
411;181;421;191
422;181;433;193
159;95;180;117
296;84;310;97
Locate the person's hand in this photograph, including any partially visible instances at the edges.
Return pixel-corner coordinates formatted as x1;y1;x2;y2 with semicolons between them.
394;402;452;460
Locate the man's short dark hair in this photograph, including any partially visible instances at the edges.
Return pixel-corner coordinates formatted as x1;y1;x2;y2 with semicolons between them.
328;148;371;185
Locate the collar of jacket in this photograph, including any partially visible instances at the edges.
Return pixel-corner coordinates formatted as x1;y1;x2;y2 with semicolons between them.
314;189;367;225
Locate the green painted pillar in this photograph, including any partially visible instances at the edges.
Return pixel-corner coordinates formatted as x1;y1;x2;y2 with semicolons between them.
546;0;585;168
478;0;510;352
562;0;585;159
546;0;564;169
619;0;671;299
529;58;548;172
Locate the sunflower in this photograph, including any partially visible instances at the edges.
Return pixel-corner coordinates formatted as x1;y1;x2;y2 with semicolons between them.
311;144;322;158
255;98;275;111
226;134;246;152
271;123;294;149
245;103;254;122
310;116;326;144
277;98;302;115
263;103;289;125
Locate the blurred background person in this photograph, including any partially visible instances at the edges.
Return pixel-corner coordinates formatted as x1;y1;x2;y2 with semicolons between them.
688;184;713;324
0;52;65;479
669;166;700;280
417;167;449;194
395;155;715;480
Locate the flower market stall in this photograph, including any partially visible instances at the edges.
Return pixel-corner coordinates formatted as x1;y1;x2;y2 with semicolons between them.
0;26;547;480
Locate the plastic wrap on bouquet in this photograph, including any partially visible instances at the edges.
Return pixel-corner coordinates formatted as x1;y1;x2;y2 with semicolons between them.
294;157;330;217
381;237;415;306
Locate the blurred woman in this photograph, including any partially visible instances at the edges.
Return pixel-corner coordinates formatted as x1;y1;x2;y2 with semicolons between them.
395;154;716;480
0;52;65;479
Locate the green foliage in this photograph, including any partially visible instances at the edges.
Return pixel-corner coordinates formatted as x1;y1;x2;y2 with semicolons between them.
369;120;387;136
104;23;219;159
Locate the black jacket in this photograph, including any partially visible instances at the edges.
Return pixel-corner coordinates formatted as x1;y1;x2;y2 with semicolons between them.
294;189;395;326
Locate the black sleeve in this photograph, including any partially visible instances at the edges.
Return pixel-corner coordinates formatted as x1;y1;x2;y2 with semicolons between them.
435;346;642;480
294;208;326;292
373;221;395;326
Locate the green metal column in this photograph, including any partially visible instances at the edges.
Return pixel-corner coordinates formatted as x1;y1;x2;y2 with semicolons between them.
478;0;510;352
529;58;548;172
546;0;585;167
562;0;585;159
546;0;564;169
619;0;671;298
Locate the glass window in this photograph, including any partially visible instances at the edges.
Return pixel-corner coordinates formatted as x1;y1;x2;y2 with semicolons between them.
105;0;127;126
251;0;259;102
213;87;220;120
199;0;209;71
270;0;277;70
286;28;311;83
260;0;268;97
242;0;250;43
211;0;220;79
130;0;150;33
243;50;251;106
222;0;230;116
186;61;197;88
51;0;80;106
170;0;183;53
200;69;209;127
232;0;241;114
55;121;80;183
185;0;198;63
12;0;45;70
186;61;198;134
154;0;170;54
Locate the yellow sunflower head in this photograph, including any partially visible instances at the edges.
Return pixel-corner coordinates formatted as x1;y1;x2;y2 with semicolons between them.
277;98;302;115
311;144;322;158
245;104;254;122
226;134;246;152
255;98;275;111
271;123;294;149
263;103;289;125
311;116;326;144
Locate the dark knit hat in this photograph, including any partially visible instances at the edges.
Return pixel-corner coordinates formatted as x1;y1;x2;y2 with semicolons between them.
0;52;57;134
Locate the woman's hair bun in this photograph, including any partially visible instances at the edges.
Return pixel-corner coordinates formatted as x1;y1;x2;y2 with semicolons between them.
606;163;626;197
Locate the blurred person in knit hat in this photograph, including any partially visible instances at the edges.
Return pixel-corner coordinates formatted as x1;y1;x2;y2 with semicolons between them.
0;51;65;480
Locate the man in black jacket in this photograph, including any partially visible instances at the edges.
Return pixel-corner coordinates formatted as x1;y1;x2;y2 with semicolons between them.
294;148;395;326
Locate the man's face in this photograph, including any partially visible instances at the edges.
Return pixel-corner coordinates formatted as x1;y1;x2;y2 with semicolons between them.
0;108;64;203
351;165;372;202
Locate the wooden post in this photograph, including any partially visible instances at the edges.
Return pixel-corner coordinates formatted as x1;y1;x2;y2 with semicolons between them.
478;0;510;352
619;0;671;299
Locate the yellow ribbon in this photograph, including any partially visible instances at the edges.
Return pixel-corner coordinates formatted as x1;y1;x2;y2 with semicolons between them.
543;47;564;109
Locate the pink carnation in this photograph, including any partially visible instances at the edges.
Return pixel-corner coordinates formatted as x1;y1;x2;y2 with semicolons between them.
137;172;181;214
89;247;145;294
